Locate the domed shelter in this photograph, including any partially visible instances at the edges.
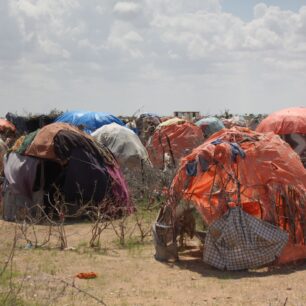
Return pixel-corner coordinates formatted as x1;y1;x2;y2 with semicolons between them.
147;118;204;169
256;107;306;167
135;113;161;144
55;110;124;134
92;123;151;170
2;123;132;221
195;117;225;138
153;127;306;270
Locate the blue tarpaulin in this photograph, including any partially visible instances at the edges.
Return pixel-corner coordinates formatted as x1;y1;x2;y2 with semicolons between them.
55;111;124;134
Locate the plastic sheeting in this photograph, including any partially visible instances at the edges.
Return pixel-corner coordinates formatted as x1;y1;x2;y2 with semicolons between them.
256;107;306;167
147;122;204;169
171;127;306;266
256;107;306;135
92;123;150;168
55;111;124;134
195;117;225;138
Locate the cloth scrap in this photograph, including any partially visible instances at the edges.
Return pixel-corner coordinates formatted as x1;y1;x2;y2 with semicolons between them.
186;160;197;176
211;139;246;161
203;207;288;270
76;272;97;279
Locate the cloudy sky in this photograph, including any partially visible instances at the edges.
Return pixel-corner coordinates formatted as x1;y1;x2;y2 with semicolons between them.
1;0;306;117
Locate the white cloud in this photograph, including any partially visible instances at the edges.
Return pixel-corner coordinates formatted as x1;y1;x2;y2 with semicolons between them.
38;38;70;58
113;2;141;15
107;21;144;58
254;3;268;19
1;0;306;116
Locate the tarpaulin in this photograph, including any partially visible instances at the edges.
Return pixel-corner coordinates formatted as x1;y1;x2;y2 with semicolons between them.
195;117;225;138
171;127;306;266
256;107;306;135
147;121;204;169
92;123;150;168
55;110;124;134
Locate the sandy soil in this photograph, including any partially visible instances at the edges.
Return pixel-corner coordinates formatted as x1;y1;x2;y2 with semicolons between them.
0;220;306;306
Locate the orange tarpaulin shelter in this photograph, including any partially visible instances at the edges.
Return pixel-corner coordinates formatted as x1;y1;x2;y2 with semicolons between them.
147;119;204;168
256;107;306;135
171;127;306;265
256;107;306;167
0;118;16;133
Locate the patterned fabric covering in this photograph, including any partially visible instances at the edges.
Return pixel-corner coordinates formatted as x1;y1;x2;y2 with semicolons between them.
204;207;288;270
15;130;39;154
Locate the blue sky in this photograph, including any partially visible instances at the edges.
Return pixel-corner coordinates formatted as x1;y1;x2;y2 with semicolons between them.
222;0;306;20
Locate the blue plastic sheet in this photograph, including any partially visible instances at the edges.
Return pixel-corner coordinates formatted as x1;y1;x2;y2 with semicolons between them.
186;160;197;176
55;111;124;133
211;139;246;161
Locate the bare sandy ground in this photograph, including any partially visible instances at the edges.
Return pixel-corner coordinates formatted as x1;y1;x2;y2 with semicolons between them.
1;220;306;306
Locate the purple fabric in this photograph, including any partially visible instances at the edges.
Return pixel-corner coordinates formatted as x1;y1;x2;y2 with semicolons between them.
105;164;133;214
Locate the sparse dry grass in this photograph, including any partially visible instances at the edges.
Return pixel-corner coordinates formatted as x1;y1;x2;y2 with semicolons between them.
1;217;306;306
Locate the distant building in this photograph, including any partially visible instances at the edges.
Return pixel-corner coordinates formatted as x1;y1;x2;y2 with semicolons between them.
173;111;200;121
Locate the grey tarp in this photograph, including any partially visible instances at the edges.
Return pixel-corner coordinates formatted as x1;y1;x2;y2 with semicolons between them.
92;123;150;168
195;117;225;138
203;207;288;270
4;152;40;199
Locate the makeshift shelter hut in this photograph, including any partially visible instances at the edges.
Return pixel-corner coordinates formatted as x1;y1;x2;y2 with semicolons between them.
55;110;124;134
91;123;151;170
147;118;204;169
195;117;225;138
2;123;132;221
256;107;306;167
135;113;160;144
153;127;306;270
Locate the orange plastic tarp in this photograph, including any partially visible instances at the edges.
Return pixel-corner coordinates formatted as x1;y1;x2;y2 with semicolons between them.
256;107;306;135
171;127;306;264
147;121;204;168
